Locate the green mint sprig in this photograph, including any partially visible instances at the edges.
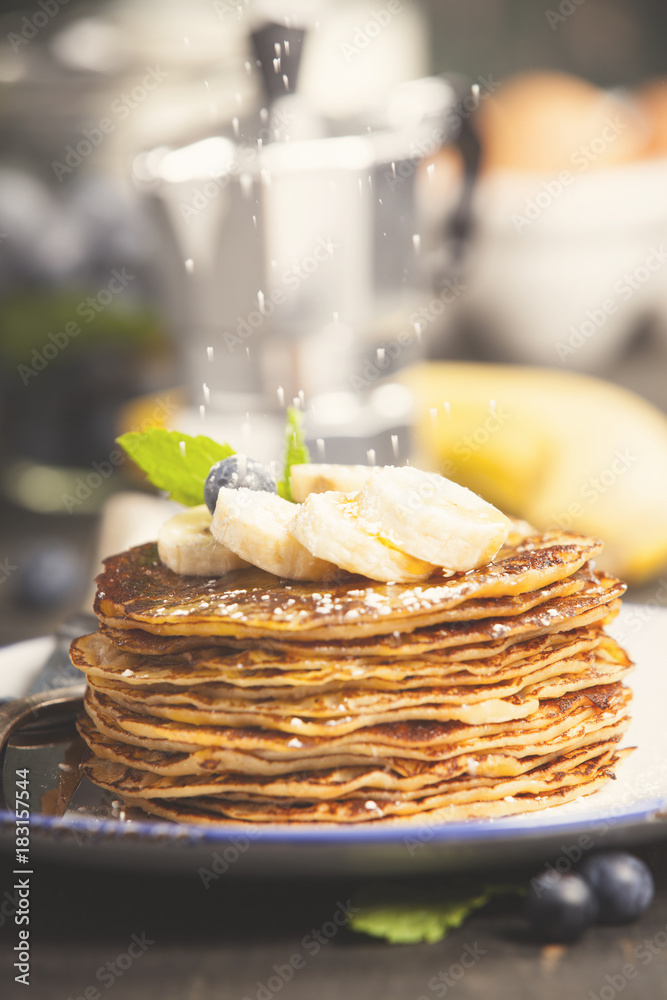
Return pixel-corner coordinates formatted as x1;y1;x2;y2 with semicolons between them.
117;409;311;506
116;428;234;506
349;883;523;945
277;406;310;502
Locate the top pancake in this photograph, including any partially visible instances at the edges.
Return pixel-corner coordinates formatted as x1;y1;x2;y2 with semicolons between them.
95;531;603;641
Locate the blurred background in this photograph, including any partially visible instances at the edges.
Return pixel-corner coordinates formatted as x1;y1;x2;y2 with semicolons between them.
1;0;667;646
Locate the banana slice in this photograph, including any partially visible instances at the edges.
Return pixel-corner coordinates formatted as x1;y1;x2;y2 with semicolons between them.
357;466;511;571
290;463;378;502
289;491;437;583
211;488;337;581
157;505;249;576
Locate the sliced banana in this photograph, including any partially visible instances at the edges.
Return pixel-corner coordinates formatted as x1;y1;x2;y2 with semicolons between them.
157;505;249;577
357;466;511;571
290;463;378;502
289;491;437;583
211;488;337;581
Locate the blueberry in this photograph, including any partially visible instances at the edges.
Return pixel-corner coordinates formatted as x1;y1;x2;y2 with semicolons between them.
524;871;598;942
577;852;654;924
15;540;84;609
204;455;276;514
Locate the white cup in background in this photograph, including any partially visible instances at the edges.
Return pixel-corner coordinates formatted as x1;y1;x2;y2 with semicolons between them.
459;158;667;371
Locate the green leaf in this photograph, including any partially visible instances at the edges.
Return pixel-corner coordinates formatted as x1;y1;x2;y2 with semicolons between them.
117;428;234;506
277;406;310;502
349;894;490;945
349;883;523;945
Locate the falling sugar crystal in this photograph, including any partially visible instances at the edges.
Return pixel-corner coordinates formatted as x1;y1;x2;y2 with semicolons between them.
260;107;268;122
430;407;438;424
258;290;265;312
443;400;450;416
232;116;240;137
179;440;186;457
273;57;281;73
367;448;376;465
427;162;435;181
391;434;399;458
277;385;285;407
282;74;289;90
199;405;205;420
489;398;497;417
412;234;421;253
274;42;281;56
207;346;214;362
185;259;194;273
203;383;210;404
316;438;325;460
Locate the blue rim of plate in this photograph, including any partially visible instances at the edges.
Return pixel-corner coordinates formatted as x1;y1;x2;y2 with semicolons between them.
2;798;666;847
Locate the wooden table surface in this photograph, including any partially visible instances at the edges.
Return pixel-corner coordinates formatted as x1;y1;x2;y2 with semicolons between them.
2;835;667;1000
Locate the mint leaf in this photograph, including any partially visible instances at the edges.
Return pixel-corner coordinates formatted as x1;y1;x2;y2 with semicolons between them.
117;429;234;506
277;406;310;502
349;893;490;945
349;883;523;945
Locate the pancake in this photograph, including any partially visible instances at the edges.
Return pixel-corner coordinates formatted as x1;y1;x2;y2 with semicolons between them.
88;656;631;721
72;629;627;694
84;684;630;757
82;738;621;801
95;532;603;641
78;709;628;781
86;646;631;735
97;572;624;658
121;749;631;825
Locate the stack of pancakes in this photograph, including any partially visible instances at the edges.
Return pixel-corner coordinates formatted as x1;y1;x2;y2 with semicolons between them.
72;523;633;824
